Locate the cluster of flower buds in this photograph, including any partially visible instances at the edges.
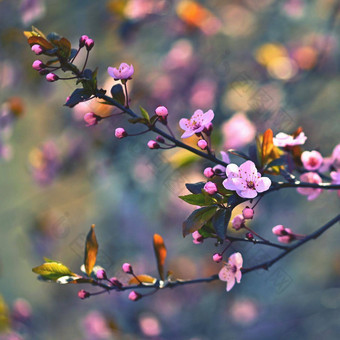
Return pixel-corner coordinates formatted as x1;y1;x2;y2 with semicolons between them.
79;34;94;51
272;225;305;243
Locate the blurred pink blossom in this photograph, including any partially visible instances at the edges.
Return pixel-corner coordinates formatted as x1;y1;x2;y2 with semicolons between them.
222;112;256;149
20;0;46;25
139;314;162;337
330;171;340;197
301;150;323;171
179;109;214;138
190;79;217;109
82;311;111;339
297;172;322;200
273;131;307;147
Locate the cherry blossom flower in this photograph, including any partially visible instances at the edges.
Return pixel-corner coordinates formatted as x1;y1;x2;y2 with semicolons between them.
232;214;245;230
301;150;323;171
330;171;340;197
107;63;134;80
223;160;271;199
218;252;243;292
179;109;214;138
296;172;322;200
273;131;307;147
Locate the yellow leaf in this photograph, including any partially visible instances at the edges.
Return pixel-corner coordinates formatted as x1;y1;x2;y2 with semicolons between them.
261;128;274;166
153;234;167;280
27;36;54;49
84;224;98;276
32;262;74;281
128;275;157;285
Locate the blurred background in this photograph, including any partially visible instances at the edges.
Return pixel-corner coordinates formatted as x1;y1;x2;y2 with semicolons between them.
0;0;340;339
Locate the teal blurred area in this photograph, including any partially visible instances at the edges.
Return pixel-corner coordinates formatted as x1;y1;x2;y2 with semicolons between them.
0;0;340;339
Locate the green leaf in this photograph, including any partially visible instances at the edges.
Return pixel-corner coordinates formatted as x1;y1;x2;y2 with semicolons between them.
65;88;91;108
185;182;205;194
139;106;150;122
179;193;216;206
153;234;167;281
84;224;98;276
182;206;218;237
128;117;149;124
212;208;232;240
110;84;125;105
32;262;74;281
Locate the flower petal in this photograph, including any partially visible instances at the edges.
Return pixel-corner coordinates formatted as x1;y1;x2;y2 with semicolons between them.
179;118;190;131
220;151;230;164
223;178;237;191
231;177;248;190
181;130;195;138
237;188;258;199
229;252;243;268
239;160;257;181
226;163;239;178
226;276;236;292
235;270;242;283
255;177;271;192
218;265;233;282
202;109;214;125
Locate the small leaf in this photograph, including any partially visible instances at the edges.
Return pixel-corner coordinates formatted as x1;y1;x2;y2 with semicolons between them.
27;36;54;49
32;262;74;281
110;84;125;105
128;117;148;124
128;275;157;285
153;234;167;281
179;193;216;206
84;224;98;276
261;129;274;166
212;208;232;240
139;106;150;122
65;88;91;107
185;182;205;194
182;206;218;237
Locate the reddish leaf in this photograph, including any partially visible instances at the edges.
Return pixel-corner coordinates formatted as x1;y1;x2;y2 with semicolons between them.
84;224;98;276
153;234;167;281
128;275;157;285
27;36;54;49
261;129;274;166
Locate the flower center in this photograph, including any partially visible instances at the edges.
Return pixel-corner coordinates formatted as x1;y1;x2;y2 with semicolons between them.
231;265;237;273
247;181;255;189
190;120;201;130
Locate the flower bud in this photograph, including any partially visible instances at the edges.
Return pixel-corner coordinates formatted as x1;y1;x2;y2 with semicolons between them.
192;230;203;244
272;225;285;236
204;181;218;195
78;289;90;299
32;60;44;71
109;277;123;289
96;269;106;280
46;73;59;82
197;139;208;150
232;214;244;230
204;122;213;135
242;207;254;220
245;232;254;240
79;35;89;47
147;140;160;149
155;106;168;118
213;253;223;263
128;291;141;301
85;38;94;51
203;167;215;178
84;112;101;127
115;127;127;139
156;136;165;143
122;263;133;274
31;44;43;55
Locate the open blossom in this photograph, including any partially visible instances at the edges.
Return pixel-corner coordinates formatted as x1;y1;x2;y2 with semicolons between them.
273;131;307;147
218;252;243;292
297;172;322;200
330;171;340;197
108;63;134;80
301;150;323;171
179;109;214;138
223;160;271;199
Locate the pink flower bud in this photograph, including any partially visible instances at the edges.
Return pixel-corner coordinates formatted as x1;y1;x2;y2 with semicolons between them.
203;167;215;178
204;122;214;135
96;269;106;280
278;235;292;243
128;291;141;301
246;232;254;240
301;150;323;171
242;207;254;220
85;38;94;51
79;35;89;47
147;140;160;149
204;181;218;195
84;112;100;127
156;136;165;143
272;225;285;236
32;60;44;71
109;277;123;289
155;106;168;117
213;253;223;263
198;139;208;150
232;214;244;230
31;44;43;55
122;263;133;274
78;289;90;299
192;230;204;244
115;127;127;139
46;73;59;82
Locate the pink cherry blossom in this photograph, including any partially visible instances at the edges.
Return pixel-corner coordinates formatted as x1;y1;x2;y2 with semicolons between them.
197;139;208;150
223;160;271;199
301;150;323;171
179;109;214;138
192;230;203;244
203;167;214;178
108;63;134;80
330;170;340;197
204;181;217;195
218;252;243;292
297;172;322;200
273;131;307;147
213;253;223;263
242;207;254;220
232;214;245;230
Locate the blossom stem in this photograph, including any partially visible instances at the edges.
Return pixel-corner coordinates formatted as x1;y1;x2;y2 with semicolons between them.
123;82;129;108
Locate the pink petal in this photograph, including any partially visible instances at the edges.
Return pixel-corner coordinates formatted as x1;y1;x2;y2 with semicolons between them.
255;177;271;192
235;270;242;283
229;252;243;268
202;109;214;125
223;178;237;191
218;265;233;282
179;118;190;130
107;67;115;78
220;151;230;164
307;189;322;201
226;163;239;177
191;109;204;121
226;276;236;291
239;160;257;181
231;177;248;190
237;188;258;199
181;130;195;138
